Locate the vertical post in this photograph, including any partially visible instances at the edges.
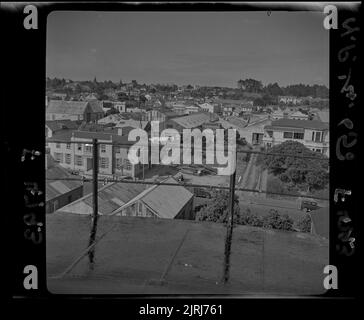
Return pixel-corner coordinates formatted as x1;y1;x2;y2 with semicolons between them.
88;138;98;267
92;138;98;220
223;145;237;284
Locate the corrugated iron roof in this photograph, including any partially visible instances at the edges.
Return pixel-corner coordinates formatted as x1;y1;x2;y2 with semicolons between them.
46;156;83;202
170;113;212;129
81;182;147;215
141;177;194;219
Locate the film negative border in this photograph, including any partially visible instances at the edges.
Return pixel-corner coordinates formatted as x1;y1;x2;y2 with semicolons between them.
1;1;360;302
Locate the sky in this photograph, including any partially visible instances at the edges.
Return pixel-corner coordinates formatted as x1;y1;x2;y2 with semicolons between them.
46;11;329;88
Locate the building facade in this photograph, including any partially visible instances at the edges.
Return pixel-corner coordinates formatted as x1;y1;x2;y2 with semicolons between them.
47;130;146;179
262;119;329;156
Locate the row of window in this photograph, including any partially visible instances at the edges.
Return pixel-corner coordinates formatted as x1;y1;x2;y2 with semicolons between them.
266;131;325;142
55;143;119;153
53;152;131;170
283;132;304;140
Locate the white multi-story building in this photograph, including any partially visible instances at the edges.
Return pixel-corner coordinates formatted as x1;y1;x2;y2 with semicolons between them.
47;130;147;178
263;119;329;157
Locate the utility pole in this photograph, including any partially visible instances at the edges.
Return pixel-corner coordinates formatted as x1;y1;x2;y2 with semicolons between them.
88;138;99;267
222;141;237;284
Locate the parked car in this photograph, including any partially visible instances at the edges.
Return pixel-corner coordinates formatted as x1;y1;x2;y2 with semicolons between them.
193;188;212;199
299;199;320;212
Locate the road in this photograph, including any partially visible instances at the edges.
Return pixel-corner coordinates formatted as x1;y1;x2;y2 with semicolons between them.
235;148;310;223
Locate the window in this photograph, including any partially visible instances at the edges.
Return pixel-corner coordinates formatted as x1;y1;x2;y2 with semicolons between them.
283;132;293;139
77;144;82;151
293;132;304;140
100;144;106;153
312;131;323;142
66;143;71;149
116;158;123;170
100;157;109;169
315;132;322;142
75;155;83;166
85;145;93;154
315;149;322;153
54;152;63;163
124;159;132;171
65;153;71;164
267;130;273;138
56;143;61;149
115;146;120;154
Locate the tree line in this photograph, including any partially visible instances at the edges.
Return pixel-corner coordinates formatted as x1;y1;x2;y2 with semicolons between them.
237;78;328;99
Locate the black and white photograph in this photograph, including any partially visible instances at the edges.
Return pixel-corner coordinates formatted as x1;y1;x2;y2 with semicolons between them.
44;9;331;295
3;3;361;311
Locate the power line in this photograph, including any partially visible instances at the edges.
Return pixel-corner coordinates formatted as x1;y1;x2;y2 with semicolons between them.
47;140;329;161
45;177;329;201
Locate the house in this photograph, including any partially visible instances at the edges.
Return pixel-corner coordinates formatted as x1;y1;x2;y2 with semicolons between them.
50;92;67;100
166;113;213;131
222;105;234;117
198;102;218;114
45;120;80;138
114;177;194;220
185;104;201;114
57;181;147;216
115;119;150;131
46;130;145;179
270;108;285;120
114;101;126;113
57;177;194;220
46;100;104;122
45;154;83;213
278;96;303;105
289;110;309;121
98;114;125;125
241;104;254;113
263;119;330;156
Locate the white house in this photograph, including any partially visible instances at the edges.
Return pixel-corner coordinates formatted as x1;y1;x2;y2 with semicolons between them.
263;119;329;157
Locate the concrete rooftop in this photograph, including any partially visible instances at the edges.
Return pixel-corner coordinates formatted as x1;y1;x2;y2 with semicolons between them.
47;213;328;295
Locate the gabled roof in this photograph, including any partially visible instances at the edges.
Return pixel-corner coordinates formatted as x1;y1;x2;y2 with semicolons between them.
46;155;83;202
47;100;88;115
46;120;80;132
46;100;103;115
140;177;194;219
116;119;149;130
265;119;329;131
170;112;211;129
59;182;147;215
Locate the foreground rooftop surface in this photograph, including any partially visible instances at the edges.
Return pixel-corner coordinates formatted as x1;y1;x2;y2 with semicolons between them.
47;213;328;295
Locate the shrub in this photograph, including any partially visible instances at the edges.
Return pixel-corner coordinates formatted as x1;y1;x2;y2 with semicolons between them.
297;214;312;233
262;209;294;231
